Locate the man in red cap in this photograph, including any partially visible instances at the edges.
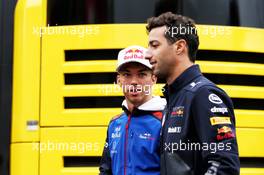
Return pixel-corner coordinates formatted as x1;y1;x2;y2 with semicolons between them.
99;45;166;175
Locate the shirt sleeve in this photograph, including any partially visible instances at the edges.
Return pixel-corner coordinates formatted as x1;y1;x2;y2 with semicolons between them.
99;128;113;175
191;86;240;175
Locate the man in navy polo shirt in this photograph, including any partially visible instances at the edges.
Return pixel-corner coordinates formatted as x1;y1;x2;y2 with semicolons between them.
145;12;240;175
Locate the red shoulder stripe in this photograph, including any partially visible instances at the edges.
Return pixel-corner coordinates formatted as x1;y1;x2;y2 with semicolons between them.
152;111;163;120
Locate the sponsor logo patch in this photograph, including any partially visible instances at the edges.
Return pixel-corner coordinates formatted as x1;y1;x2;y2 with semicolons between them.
190;81;202;88
171;106;184;117
205;161;220;175
112;126;121;138
115;126;121;132
111;132;121;138
210;106;228;114
139;133;155;140
124;48;144;59
216;126;235;141
210;117;231;125
111;141;117;154
168;127;182;133
208;94;223;104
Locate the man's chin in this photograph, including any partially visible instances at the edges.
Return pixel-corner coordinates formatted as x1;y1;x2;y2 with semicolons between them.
127;95;144;105
153;68;161;77
154;70;166;79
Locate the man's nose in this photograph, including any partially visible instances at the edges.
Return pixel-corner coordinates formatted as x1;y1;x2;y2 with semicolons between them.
130;76;139;85
145;49;152;61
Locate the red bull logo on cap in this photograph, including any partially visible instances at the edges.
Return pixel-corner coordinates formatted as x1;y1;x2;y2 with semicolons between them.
134;49;143;54
124;48;144;59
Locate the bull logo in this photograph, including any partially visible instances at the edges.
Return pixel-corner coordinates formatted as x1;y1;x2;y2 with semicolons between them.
124;48;144;59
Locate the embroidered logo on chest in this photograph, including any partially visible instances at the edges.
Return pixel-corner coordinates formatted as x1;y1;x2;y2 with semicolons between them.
171;106;184;117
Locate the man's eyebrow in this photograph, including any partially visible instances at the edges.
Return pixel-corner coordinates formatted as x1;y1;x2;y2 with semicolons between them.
148;40;158;46
119;69;130;73
139;68;149;72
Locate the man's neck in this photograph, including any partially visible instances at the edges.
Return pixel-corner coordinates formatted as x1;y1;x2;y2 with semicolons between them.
127;102;135;113
167;61;194;85
127;95;152;113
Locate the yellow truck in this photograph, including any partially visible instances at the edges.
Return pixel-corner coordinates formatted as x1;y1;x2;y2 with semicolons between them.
0;0;263;175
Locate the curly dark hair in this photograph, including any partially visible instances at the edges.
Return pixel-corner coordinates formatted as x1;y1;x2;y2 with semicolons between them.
146;12;199;62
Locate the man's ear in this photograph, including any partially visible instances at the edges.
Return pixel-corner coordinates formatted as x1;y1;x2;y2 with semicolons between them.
151;74;157;84
174;39;187;55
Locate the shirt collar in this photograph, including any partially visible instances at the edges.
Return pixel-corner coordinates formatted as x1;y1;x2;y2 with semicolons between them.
163;64;202;99
122;96;166;116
